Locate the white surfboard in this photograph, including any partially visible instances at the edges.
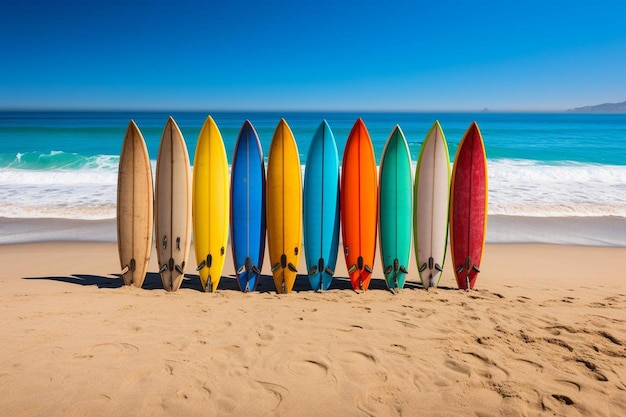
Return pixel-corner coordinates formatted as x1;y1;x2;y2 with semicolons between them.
414;121;450;289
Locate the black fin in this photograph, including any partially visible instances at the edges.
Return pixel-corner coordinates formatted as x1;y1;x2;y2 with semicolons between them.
288;263;297;273
399;266;408;274
130;258;136;272
176;237;181;250
271;263;280;272
308;265;318;276
472;265;480;273
364;265;372;273
318;258;325;275
281;254;287;268
419;263;427;272
429;257;434;270
168;258;174;271
206;254;213;268
435;263;443;272
325;267;335;275
393;258;399;272
175;264;184;274
196;260;206;271
252;265;261;274
357;256;364;270
159;264;168;273
236;265;245;274
384;265;393;274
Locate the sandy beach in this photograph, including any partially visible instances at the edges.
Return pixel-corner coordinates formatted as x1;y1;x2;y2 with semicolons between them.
1;236;625;417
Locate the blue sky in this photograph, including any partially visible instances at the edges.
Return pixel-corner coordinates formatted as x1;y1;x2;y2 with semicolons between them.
1;0;625;111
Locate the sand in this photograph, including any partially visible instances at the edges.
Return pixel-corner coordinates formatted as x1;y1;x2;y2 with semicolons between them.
1;240;625;416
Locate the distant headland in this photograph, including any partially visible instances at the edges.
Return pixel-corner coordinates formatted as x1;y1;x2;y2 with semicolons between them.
567;101;626;113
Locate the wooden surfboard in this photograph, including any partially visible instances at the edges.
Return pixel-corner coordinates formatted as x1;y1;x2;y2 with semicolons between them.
192;115;229;292
266;119;302;294
378;125;412;290
303;120;340;291
117;120;153;288
155;116;192;292
230;120;266;292
340;118;378;291
414;121;450;289
450;121;488;290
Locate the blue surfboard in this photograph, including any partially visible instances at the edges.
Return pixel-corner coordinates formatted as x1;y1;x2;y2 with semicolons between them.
303;120;340;291
230;120;266;292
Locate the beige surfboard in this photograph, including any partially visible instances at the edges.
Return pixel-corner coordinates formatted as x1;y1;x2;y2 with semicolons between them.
155;116;192;292
117;120;153;288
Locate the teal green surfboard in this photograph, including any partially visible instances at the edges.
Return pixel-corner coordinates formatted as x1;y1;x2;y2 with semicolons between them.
378;125;413;290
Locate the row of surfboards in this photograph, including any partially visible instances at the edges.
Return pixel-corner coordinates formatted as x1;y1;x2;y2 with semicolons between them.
117;116;487;293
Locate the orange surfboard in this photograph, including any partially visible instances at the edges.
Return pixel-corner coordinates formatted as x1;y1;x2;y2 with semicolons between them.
340;118;378;290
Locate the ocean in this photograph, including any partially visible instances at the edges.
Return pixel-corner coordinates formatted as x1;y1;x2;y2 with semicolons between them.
1;111;626;246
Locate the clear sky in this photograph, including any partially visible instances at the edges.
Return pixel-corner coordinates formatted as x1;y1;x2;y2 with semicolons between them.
1;0;625;111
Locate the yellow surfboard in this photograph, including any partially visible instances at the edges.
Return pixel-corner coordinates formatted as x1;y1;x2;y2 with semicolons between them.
192;116;230;292
266;119;302;294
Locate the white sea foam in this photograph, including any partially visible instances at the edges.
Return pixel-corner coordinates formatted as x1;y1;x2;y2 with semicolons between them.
1;157;626;220
487;159;626;217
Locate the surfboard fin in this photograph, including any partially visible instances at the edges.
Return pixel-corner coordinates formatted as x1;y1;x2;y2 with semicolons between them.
324;267;335;275
236;265;245;274
419;263;427;272
159;264;168;273
206;276;212;292
288;263;297;273
348;265;357;274
384;265;393;275
196;260;206;271
472;265;480;273
399;266;408;274
435;263;443;272
308;265;318;276
252;265;261;275
364;265;372;273
121;265;130;275
175;264;184;275
271;263;280;273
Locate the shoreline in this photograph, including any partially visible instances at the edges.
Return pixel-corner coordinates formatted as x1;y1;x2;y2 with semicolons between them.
2;214;626;247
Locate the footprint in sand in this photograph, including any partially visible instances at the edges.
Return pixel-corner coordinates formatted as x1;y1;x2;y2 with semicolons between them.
255;381;288;412
287;358;330;379
75;342;139;360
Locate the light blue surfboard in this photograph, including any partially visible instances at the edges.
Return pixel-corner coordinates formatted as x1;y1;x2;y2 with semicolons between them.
230;120;266;292
303;120;340;291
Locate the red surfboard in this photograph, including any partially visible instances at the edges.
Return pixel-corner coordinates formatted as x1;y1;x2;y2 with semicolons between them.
340;118;378;291
449;122;488;290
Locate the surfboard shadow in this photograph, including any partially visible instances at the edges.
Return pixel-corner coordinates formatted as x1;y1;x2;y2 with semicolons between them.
23;274;125;289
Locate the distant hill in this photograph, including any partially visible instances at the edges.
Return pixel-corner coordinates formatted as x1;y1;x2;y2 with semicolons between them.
568;101;626;113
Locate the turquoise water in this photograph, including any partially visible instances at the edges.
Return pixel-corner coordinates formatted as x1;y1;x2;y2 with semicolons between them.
1;111;626;220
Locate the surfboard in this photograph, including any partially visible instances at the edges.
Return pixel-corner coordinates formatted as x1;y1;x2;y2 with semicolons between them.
414;121;451;289
266;119;302;294
230;120;266;292
155;116;192;292
192;115;229;292
450;121;488;290
117;120;153;288
341;118;378;291
378;125;412;290
303;120;340;291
